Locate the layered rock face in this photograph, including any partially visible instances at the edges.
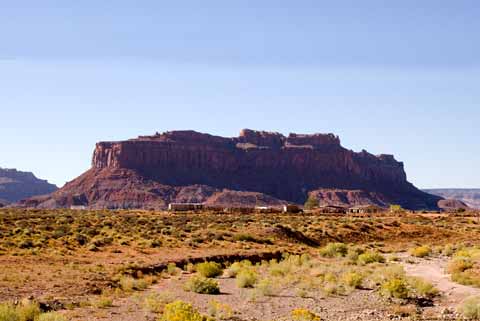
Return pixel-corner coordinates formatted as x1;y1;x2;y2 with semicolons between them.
437;199;470;211
309;189;389;208
0;168;58;203
20;130;441;210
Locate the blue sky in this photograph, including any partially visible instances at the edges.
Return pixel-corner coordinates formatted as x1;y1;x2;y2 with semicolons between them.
1;1;479;188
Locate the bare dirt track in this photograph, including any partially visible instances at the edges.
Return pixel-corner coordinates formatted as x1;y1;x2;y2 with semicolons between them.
401;254;480;307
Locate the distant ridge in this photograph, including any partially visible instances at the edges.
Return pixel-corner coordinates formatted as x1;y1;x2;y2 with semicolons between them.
424;189;480;209
0;167;58;203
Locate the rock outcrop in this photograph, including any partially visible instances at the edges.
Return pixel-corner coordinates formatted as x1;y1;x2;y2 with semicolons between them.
0;168;58;203
437;199;470;212
309;189;389;208
18;130;441;210
438;199;469;212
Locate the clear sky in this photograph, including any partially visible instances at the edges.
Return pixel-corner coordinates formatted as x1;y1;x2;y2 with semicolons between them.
1;1;479;188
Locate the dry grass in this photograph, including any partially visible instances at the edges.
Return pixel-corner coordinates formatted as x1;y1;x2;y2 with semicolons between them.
0;208;479;309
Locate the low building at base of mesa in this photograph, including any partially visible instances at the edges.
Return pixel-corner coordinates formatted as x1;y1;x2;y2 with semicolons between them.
167;203;383;214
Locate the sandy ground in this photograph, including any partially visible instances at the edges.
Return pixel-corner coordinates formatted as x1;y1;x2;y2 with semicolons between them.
66;272;392;321
61;254;480;321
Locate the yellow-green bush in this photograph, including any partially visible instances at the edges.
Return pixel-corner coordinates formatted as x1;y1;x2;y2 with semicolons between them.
342;272;364;289
0;300;42;321
92;296;113;309
0;303;18;321
461;296;480;319
167;263;180;276
443;244;455;257
225;260;252;278
319;243;348;258
291;308;321;321
268;255;307;277
236;269;258;288
17;299;41;321
144;292;174;313
371;265;406;287
207;300;233;320
255;278;278;296
357;251;385;265
381;278;410;299
196;262;223;278
409;246;431;258
451;270;480;288
160;301;206;321
346;246;365;262
119;276;149;292
35;312;68;321
184;275;220;294
447;258;474;274
455;247;480;259
408;277;439;299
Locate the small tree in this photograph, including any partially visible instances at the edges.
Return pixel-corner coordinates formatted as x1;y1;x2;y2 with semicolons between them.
389;204;403;212
304;195;318;210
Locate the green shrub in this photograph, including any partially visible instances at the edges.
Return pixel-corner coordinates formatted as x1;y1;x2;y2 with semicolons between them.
389;205;403;212
17;299;41;321
236;269;258;288
93;296;113;309
167;263;180;276
381;278;410;299
409;246;431;258
357;251;385;265
447;258;474;274
144;292;174;313
184;276;220;294
443;244;455;257
455;247;480;259
291;308;321;321
160;301;206;321
225;261;252;278
207;300;233;320
35;312;68;321
196;262;223;278
373;265;406;285
342;272;363;289
119;276;149;292
255;278;278;296
304;195;319;210
319;243;348;258
451;270;480;287
268;259;295;277
233;234;257;242
0;300;42;321
346;247;365;262
408;277;439;299
461;296;480;319
119;276;135;291
0;303;19;321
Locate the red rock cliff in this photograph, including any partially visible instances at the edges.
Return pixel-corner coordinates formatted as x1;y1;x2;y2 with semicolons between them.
86;129;438;209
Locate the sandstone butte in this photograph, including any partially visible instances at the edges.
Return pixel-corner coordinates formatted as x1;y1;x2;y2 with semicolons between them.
18;129;441;210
